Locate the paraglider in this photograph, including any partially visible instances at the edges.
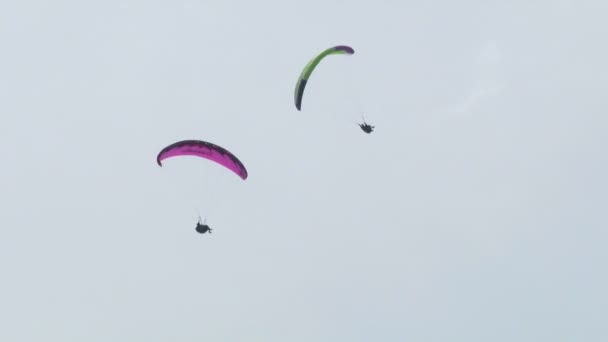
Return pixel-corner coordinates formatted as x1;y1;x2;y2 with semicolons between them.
356;116;375;134
294;45;355;111
358;120;375;134
196;217;212;234
157;139;248;234
157;139;248;180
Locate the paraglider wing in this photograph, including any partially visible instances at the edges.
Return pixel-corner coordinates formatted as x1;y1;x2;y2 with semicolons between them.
294;45;355;111
156;140;248;180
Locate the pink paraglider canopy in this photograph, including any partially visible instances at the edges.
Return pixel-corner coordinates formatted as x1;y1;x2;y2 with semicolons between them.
156;140;248;180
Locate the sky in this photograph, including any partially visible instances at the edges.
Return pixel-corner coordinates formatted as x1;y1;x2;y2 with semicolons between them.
1;0;607;341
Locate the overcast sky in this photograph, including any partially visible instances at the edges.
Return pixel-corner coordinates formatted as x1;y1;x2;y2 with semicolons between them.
1;0;607;341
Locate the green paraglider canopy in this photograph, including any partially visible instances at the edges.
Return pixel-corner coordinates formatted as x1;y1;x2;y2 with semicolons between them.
294;45;355;111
